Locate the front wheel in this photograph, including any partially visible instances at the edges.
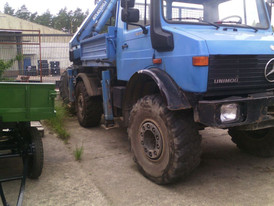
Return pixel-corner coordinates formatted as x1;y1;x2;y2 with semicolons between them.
128;95;201;184
228;128;274;157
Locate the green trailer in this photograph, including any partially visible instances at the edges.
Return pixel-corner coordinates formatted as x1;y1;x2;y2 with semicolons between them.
0;82;56;206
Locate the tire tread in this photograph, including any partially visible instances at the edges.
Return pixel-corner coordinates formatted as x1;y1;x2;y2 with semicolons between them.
59;70;69;103
128;94;201;184
76;81;103;127
229;128;274;157
28;127;43;179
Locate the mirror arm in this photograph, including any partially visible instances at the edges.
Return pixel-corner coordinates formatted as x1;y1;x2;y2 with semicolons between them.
128;23;148;34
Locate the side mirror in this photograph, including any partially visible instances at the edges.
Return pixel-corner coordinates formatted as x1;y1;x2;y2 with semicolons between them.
121;0;135;8
122;8;139;23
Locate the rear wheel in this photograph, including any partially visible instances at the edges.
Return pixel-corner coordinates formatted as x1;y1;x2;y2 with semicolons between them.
59;70;69;103
75;81;103;127
228;128;274;157
128;95;201;184
28;127;43;179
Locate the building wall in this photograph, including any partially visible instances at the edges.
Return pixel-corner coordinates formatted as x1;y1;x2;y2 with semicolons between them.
0;32;20;70
23;36;72;70
0;14;73;76
0;12;66;35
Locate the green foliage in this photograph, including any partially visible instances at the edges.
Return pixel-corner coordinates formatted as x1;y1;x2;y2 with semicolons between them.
0;60;14;78
29;12;38;22
71;8;89;33
4;3;14;15
53;8;72;32
45;101;70;142
0;55;22;78
52;7;89;33
73;145;84;161
35;10;53;27
3;3;89;34
15;5;31;20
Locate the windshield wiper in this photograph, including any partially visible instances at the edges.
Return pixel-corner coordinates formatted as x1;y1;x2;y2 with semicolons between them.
215;21;258;32
170;17;220;30
215;20;241;24
237;24;258;32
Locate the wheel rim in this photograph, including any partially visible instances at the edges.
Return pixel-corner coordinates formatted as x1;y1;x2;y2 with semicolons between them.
77;93;84;118
140;121;163;160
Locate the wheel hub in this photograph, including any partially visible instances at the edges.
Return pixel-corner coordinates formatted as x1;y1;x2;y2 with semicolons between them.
140;122;163;160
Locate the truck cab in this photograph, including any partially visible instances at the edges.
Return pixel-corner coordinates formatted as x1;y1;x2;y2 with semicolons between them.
62;0;274;184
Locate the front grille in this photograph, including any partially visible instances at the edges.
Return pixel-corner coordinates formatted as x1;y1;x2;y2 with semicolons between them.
207;55;274;96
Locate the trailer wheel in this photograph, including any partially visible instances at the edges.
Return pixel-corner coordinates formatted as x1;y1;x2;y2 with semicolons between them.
228;128;274;157
128;95;201;184
28;127;44;179
76;81;103;127
59;70;69;103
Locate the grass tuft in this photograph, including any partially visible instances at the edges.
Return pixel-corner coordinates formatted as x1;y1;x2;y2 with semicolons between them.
45;100;70;141
74;145;84;161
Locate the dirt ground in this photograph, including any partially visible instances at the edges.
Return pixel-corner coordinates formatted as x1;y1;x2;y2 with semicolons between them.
2;116;274;206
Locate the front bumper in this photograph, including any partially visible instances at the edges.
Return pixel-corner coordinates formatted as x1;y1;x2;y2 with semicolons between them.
194;93;274;130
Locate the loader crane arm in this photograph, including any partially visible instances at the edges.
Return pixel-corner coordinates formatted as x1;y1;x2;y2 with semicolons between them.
69;0;117;63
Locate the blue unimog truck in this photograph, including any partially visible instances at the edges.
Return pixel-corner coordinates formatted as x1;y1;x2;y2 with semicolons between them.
59;0;274;184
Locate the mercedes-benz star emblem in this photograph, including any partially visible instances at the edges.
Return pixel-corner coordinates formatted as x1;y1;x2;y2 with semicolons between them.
265;58;274;82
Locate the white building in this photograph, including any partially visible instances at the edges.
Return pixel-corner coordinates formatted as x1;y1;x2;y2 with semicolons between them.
0;12;72;76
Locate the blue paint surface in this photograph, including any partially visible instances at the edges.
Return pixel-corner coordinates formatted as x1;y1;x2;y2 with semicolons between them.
71;0;274;94
102;70;114;121
116;20;274;93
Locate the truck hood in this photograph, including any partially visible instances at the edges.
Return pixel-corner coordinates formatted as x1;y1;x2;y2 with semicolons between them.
182;28;274;55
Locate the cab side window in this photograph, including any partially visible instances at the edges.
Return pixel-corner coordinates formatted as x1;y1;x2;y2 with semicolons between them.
128;0;150;30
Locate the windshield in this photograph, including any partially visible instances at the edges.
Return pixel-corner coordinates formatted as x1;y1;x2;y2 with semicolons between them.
162;0;269;29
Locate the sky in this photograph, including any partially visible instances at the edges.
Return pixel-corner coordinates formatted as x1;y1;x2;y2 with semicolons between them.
0;0;273;26
0;0;96;15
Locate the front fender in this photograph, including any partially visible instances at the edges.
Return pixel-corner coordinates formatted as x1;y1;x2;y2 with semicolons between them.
125;68;191;111
138;68;191;110
76;73;101;97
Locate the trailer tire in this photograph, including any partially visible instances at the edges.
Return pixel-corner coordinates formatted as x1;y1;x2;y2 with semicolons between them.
59;70;69;104
76;81;103;127
228;128;274;157
28;127;44;179
128;95;201;184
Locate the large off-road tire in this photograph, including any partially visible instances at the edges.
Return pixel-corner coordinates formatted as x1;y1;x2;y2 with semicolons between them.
28;127;44;179
59;70;69;103
228;128;274;157
128;95;202;184
75;81;103;127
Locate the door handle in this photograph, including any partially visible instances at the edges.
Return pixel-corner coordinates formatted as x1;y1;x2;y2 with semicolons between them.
122;43;128;49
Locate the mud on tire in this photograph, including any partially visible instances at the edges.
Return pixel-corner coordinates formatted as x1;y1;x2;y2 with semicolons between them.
128;95;202;184
228;128;274;157
75;81;103;127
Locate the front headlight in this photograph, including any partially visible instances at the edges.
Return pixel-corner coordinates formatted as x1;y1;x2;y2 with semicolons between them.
220;103;239;123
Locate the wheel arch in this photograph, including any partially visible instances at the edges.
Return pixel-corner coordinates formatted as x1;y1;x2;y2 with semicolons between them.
76;73;102;97
123;68;191;126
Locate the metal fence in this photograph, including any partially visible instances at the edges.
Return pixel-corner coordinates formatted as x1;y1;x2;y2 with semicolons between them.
0;29;72;83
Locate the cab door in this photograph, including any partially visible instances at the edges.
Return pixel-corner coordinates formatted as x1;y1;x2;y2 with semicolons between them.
116;0;154;81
